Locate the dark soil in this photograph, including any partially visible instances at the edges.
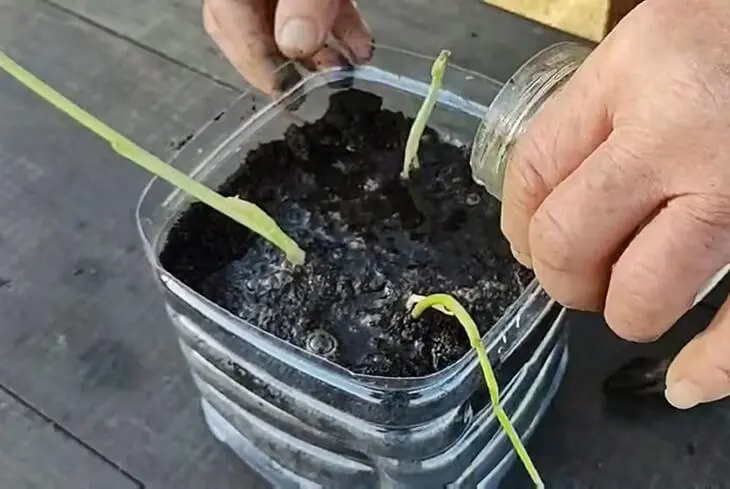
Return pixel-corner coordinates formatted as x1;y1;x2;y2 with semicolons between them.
160;88;533;377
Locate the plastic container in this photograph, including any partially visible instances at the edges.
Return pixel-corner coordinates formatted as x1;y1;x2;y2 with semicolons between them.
137;45;569;488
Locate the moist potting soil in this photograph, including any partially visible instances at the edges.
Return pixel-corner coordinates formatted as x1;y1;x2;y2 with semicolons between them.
161;88;533;377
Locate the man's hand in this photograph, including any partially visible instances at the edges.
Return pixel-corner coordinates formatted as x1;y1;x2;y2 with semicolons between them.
203;0;373;94
502;0;730;409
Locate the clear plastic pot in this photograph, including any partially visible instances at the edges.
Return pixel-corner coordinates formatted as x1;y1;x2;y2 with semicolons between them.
137;45;569;488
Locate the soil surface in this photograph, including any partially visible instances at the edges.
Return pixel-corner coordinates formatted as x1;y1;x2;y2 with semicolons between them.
160;88;533;377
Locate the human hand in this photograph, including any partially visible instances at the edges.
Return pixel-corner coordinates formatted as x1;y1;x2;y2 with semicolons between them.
501;0;730;409
203;0;373;95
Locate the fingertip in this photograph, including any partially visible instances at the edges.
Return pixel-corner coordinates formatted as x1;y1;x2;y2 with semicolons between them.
276;17;323;59
510;246;533;269
603;301;665;343
275;0;339;59
665;300;730;409
665;379;702;410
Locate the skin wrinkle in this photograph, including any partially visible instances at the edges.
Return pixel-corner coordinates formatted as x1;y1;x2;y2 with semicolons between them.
500;141;549;258
527;131;664;312
530;203;578;274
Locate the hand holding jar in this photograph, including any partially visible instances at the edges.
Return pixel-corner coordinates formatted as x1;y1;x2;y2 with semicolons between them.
502;0;730;410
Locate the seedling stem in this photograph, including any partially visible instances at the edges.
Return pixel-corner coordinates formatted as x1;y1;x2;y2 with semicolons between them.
0;50;305;266
408;293;544;488
400;49;451;180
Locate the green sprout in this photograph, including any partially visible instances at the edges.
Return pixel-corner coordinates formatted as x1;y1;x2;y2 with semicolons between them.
0;50;305;266
408;293;544;488
400;49;451;180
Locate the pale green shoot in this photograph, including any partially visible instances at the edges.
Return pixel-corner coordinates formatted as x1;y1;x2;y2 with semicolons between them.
0;50;304;266
407;293;544;488
400;49;451;180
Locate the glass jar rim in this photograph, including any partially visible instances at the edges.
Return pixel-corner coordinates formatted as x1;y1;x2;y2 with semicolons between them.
469;41;592;201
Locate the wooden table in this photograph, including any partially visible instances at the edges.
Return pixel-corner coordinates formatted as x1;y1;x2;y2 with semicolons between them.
0;1;728;487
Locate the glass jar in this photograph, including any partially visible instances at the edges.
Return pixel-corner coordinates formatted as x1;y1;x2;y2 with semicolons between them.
469;41;729;307
469;41;591;200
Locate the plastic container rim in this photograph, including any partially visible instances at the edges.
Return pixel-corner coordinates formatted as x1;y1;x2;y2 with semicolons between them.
135;43;558;386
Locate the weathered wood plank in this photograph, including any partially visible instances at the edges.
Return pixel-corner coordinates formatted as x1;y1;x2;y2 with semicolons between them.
1;0;729;488
43;0;577;88
0;1;266;487
0;388;140;489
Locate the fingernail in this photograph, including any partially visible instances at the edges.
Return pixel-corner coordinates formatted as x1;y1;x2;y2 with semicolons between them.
665;379;703;410
511;247;533;269
349;39;374;64
360;40;375;63
278;17;319;58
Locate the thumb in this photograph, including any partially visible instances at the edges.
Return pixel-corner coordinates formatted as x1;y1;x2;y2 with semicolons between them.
665;296;730;409
275;0;340;59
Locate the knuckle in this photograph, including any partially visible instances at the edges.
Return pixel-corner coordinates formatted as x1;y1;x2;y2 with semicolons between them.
508;136;552;207
601;135;641;166
530;204;576;273
672;197;730;264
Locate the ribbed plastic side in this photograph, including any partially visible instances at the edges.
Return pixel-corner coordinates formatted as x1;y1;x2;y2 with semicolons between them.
161;283;568;488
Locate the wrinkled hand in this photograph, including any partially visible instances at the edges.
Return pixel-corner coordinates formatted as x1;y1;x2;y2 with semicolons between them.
203;0;373;94
502;0;730;410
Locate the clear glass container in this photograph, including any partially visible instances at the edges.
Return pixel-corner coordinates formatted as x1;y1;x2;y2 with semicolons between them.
470;41;591;200
136;45;569;488
469;40;729;307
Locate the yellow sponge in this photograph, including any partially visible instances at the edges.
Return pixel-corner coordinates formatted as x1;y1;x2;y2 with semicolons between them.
482;0;609;42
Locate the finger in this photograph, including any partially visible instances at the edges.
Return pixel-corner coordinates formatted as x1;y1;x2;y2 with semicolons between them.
605;195;730;342
300;44;352;72
275;0;340;59
665;295;730;409
501;54;612;264
204;0;300;95
330;0;373;64
528;130;664;310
